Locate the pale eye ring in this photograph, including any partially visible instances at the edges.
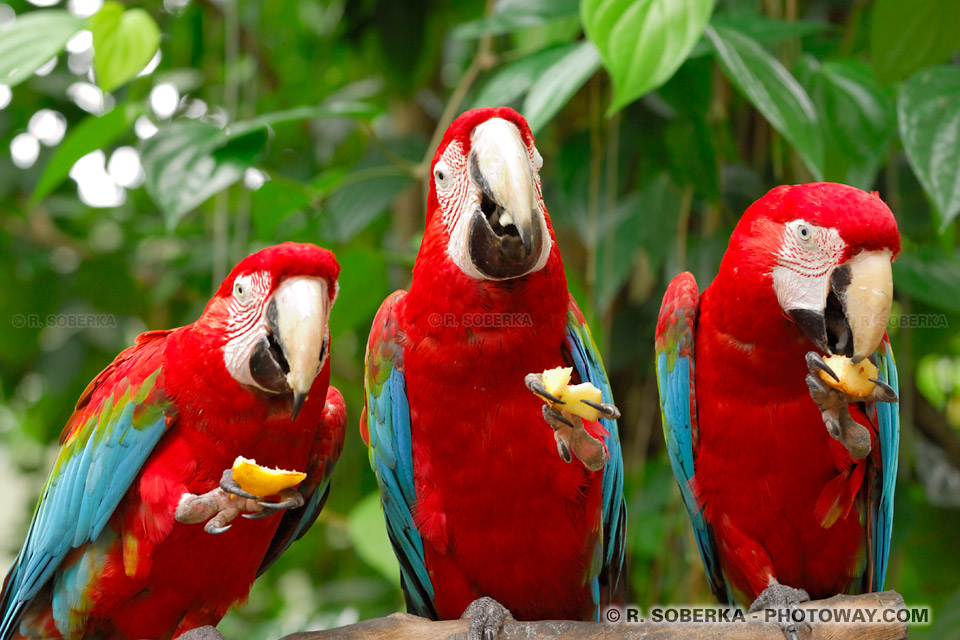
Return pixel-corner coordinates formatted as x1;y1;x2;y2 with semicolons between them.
797;224;812;242
434;161;451;189
233;278;249;300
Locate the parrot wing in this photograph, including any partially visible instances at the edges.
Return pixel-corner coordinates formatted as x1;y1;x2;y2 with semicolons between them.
0;330;174;639
257;386;347;577
867;335;899;591
654;272;730;604
360;290;436;619
563;295;626;612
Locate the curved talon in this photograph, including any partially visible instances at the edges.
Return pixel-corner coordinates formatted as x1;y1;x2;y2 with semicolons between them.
219;468;258;500
524;373;564;404
580;398;621;419
243;509;275;520
204;522;232;535
542;405;575;429
805;352;839;381
868;378;898;402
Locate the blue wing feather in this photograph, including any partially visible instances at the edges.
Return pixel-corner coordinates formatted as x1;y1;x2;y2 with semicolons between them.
0;337;171;640
872;337;899;590
655;272;730;604
563;296;626;616
363;291;436;618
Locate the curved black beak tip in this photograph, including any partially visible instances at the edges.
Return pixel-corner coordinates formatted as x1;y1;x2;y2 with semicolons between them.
291;392;307;420
787;308;829;353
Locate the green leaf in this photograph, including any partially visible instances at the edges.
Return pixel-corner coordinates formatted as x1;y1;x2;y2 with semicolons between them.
0;10;83;88
802;59;896;189
89;2;161;93
328;247;389;338
594;175;682;313
898;65;960;228
893;247;960;314
871;0;960;85
250;177;315;240
141;121;249;229
705;24;823;180
141;104;375;228
472;44;576;109
323;166;414;242
583;0;714;113
688;15;829;58
522;40;601;134
454;0;579;39
346;492;400;585
31;104;141;203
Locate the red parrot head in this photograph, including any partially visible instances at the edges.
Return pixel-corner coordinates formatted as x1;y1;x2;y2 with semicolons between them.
198;242;340;418
425;107;552;281
727;182;900;361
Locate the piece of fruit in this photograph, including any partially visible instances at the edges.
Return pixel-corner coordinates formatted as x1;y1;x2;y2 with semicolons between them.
817;355;880;398
535;367;604;422
231;456;306;497
542;366;573;398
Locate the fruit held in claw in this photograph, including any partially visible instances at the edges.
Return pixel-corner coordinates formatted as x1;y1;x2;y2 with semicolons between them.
537;367;604;421
818;355;880;398
231;456;306;497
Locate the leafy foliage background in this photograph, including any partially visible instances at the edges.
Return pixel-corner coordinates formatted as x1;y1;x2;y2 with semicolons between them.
0;0;958;637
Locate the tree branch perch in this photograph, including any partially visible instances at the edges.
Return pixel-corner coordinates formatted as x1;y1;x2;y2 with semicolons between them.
181;591;907;640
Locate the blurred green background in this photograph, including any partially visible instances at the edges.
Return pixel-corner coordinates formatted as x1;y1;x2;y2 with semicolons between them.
0;0;958;637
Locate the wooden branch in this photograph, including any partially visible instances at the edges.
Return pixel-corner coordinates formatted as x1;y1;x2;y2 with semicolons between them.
271;591;905;640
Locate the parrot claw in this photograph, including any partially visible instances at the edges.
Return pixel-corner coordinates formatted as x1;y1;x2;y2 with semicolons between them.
749;581;811;640
581;398;621;419
542;405;575;429
524;373;564;404
176;468;273;534
868;378;899;403
244;488;305;519
219;468;258;500
204;522;233;535
805;352;839;382
461;596;513;640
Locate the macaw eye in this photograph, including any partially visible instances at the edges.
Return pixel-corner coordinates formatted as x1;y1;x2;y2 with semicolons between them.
434;161;451;190
796;223;812;242
233;276;251;301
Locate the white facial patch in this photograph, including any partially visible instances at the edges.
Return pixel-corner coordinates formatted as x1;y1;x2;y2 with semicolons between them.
222;270;272;389
771;220;846;312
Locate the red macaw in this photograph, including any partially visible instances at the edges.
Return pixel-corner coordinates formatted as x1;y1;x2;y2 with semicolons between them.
360;107;625;638
0;242;345;640
656;183;900;637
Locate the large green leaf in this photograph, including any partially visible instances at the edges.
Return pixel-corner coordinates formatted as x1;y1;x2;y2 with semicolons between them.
522;40;601;134
346;492;400;585
89;2;161;93
583;0;714;113
802;59;896;189
871;0;960;85
893;247;960;314
472;44;576;109
0;10;83;88
594;174;682;313
323;166;414;242
898;65;960;229
141;121;249;229
688;15;829;58
32;104;141;203
706;24;823;180
141;104;375;228
454;0;579;39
